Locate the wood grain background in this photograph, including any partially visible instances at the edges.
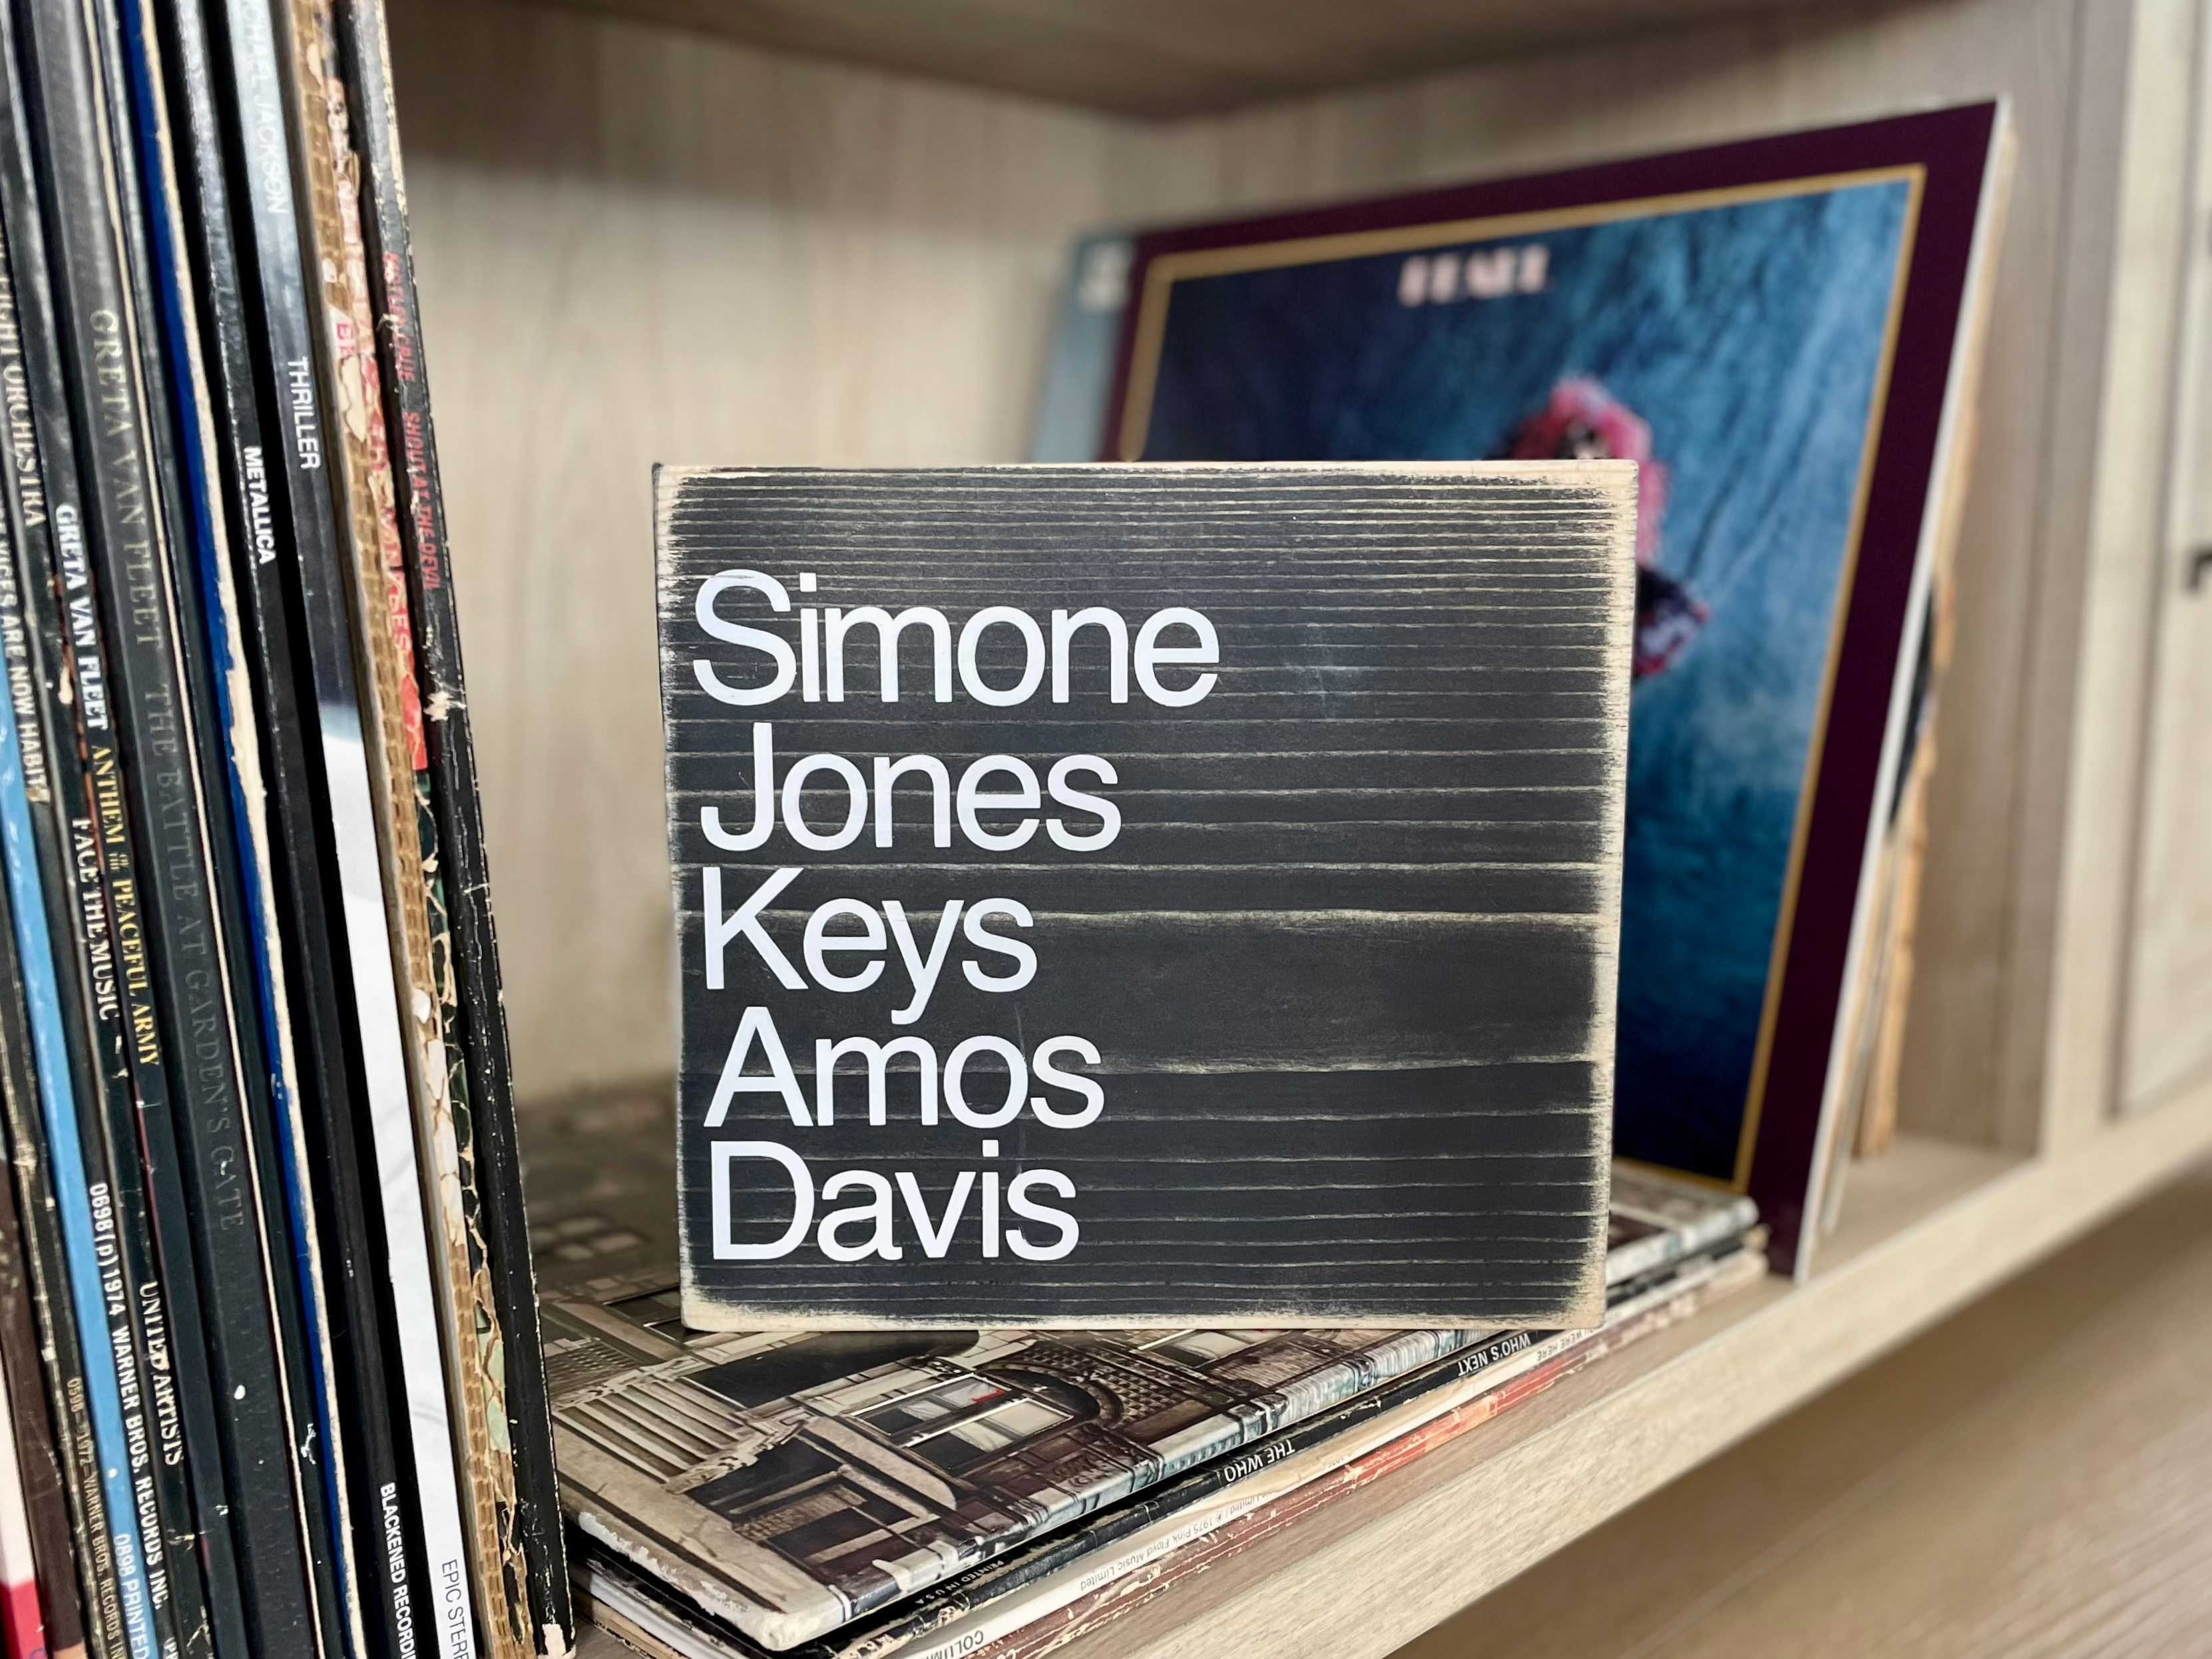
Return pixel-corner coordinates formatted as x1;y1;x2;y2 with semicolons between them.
659;464;1633;1326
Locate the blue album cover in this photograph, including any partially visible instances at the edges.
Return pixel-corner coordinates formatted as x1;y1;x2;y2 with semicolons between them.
1028;232;1134;462
1095;176;1918;1187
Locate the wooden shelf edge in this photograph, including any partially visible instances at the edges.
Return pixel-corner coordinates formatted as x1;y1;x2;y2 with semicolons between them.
1051;1084;2212;1659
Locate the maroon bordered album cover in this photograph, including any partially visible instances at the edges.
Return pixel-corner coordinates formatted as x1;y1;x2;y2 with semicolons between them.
1038;102;2010;1272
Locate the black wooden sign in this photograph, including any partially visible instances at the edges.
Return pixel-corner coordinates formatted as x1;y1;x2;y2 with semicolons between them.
657;463;1636;1328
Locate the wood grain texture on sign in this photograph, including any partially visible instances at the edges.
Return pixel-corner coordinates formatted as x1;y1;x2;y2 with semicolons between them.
656;463;1635;1328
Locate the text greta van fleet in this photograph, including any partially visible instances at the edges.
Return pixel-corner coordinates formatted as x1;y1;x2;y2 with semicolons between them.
683;568;1221;1270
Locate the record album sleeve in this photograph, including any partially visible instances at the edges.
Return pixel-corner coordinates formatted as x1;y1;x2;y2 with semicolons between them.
2;4;202;1646
198;0;446;1650
278;0;526;1649
1052;104;2011;1272
21;0;341;1645
567;1242;1763;1659
935;1245;1768;1659
0;304;91;1659
334;0;574;1644
105;0;356;1646
659;462;1633;1332
0;116;142;1659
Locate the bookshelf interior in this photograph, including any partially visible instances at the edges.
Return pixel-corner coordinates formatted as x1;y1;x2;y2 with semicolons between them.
379;0;2212;1650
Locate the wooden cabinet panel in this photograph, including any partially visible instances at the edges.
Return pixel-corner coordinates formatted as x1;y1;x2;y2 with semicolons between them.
2124;8;2212;1109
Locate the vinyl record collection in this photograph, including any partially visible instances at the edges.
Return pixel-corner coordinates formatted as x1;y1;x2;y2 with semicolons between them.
0;1;565;1658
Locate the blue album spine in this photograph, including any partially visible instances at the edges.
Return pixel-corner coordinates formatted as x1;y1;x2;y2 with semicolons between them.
0;216;120;1659
0;637;144;1659
1026;233;1131;464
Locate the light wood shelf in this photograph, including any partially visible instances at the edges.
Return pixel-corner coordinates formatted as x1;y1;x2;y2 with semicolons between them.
1397;1155;2212;1656
510;0;1855;118
1037;1095;2212;1659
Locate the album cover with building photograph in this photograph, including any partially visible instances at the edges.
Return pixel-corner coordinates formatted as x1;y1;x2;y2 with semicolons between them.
521;1087;1757;1656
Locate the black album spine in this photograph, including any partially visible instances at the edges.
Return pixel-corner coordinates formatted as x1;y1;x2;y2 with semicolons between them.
12;0;304;1654
147;0;436;1649
101;0;349;1653
8;5;226;1654
333;4;574;1652
0;864;89;1659
204;2;452;1656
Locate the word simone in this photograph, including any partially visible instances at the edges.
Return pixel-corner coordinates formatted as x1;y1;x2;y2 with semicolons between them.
690;568;1218;708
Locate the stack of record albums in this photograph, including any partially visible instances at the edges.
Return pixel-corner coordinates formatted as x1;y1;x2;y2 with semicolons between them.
534;1093;1767;1659
0;1;566;1657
